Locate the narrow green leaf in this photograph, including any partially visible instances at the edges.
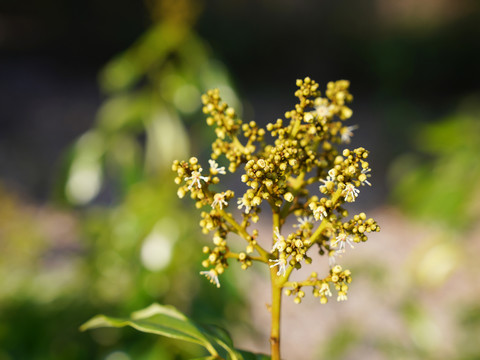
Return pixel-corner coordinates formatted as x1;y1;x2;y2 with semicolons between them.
236;349;271;360
202;324;234;348
80;303;217;354
80;314;203;346
80;303;268;360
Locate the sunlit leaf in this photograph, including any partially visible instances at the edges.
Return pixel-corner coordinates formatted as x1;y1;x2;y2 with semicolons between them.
80;303;270;359
81;303;213;349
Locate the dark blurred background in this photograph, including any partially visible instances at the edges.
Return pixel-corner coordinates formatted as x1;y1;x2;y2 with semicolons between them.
2;0;479;201
1;0;480;359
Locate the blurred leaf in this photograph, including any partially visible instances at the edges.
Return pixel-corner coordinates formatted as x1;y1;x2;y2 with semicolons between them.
100;22;190;93
409;238;461;287
391;114;480;229
96;92;151;133
316;325;358;359
81;303;266;360
236;350;271;360
144;106;190;174
81;303;218;354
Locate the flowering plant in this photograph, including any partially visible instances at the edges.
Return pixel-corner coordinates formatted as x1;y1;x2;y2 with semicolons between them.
82;77;379;360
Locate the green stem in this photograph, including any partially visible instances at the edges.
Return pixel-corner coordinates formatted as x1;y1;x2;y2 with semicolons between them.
219;209;269;261
306;187;344;248
270;275;282;360
270;208;285;360
225;251;264;263
290;115;302;138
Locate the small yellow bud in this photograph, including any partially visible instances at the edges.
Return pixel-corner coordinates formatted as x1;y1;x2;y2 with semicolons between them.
304;113;314;122
177;188;186;198
284;192;294;202
189;157;198;165
208;253;217;263
334;156;344;164
341;107;353;119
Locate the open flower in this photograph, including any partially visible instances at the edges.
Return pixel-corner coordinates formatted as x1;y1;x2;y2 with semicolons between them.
200;269;220;288
360;168;372;186
320;169;337;186
185;168;209;190
237;196;251;214
208;159;226;175
320;282;332;297
343;183;360;201
328;250;338;267
295;216;314;227
271;227;286;252
269;258;287;276
315;102;334;120
340;125;358;143
211;192;228;209
332;233;355;253
313;207;327;221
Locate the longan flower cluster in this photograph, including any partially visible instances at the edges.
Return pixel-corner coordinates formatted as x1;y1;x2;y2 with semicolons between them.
173;77;379;305
270;226;315;273
202;89;265;173
284;265;352;304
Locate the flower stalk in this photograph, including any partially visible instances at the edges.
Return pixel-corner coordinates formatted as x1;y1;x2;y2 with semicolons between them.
270;275;283;360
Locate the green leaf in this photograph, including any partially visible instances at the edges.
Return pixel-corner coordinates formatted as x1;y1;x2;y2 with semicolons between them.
80;303;217;355
80;303;271;360
236;350;271;360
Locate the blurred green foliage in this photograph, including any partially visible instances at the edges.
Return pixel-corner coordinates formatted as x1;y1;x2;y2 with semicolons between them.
391;111;480;229
0;0;248;359
80;303;270;360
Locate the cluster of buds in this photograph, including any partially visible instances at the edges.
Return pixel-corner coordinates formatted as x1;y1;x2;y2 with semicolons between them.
284;266;352;304
172;77;379;304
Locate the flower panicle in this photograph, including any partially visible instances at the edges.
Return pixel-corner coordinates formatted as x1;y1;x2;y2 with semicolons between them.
172;77;379;303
